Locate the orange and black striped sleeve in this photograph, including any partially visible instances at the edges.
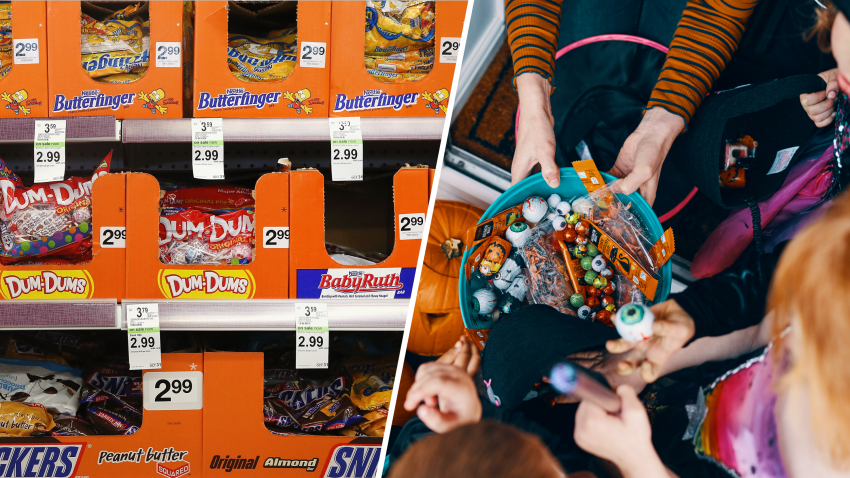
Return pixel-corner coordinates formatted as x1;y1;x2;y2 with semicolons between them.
647;0;759;127
504;0;561;90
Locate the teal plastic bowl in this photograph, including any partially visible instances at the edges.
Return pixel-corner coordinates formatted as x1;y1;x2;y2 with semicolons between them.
459;168;672;331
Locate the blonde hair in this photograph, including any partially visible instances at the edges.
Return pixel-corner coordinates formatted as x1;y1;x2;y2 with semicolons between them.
805;0;838;53
770;191;850;469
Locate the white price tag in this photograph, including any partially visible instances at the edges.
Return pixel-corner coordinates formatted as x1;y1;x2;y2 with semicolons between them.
262;227;289;249
100;227;126;248
155;41;182;68
13;39;39;65
33;120;66;183
127;304;162;370
328;118;363;181
439;37;461;63
192;118;225;180
300;41;327;68
398;213;426;240
143;371;203;411
296;303;329;369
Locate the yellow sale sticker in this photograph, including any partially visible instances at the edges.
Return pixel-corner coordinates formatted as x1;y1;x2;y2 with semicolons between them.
0;270;94;299
158;269;256;299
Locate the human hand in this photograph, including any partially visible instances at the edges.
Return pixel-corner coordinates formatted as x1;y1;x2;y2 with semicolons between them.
606;299;695;383
436;335;481;376
512;74;559;188
800;68;840;128
404;362;483;434
609;108;684;206
574;385;668;478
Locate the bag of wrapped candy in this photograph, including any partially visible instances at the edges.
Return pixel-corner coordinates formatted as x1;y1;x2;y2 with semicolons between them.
365;0;435;83
0;152;112;265
80;2;150;83
159;208;255;265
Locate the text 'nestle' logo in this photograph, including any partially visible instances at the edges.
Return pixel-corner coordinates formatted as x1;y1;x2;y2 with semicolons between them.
0;444;83;478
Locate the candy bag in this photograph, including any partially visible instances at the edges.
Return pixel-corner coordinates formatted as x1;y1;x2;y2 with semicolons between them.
159;208;255;265
0;152;112;265
160;185;255;214
520;224;576;316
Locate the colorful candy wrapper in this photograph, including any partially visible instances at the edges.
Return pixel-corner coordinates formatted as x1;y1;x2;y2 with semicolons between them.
0;402;55;437
160;185;255;213
0;358;84;415
0;152;112;265
227;46;296;82
0;3;11;22
520;225;576;315
365;54;433;74
159;208;255;265
228;29;297;53
81;38;150;79
365;0;435;54
345;356;395;411
97;73;144;83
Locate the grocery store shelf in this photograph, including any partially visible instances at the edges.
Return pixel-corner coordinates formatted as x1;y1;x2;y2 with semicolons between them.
122;299;410;330
122;117;445;142
0;300;120;329
0;116;121;143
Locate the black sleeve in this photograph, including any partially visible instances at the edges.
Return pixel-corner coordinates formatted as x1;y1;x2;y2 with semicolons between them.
672;242;787;341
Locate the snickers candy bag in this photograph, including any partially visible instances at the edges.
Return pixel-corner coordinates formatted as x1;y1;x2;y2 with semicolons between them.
82;363;142;400
81;387;142;436
0;152;112;265
50;413;97;437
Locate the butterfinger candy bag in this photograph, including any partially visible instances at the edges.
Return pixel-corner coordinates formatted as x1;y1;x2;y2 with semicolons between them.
365;0;435;54
0;402;55;437
0;152;112;265
158;208;255;265
345;356;395;411
160;185;255;213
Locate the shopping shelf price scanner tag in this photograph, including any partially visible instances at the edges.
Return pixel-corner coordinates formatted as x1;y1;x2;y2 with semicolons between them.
192;118;225;180
328;118;363;181
296;303;329;369
143;371;203;411
399;213;426;240
33;120;66;184
127;304;162;370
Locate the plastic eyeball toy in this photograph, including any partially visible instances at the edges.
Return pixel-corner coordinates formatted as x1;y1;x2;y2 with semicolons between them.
577;305;592;320
552;216;567;231
566;212;581;225
522;196;549;224
547;194;562;209
586;243;599;257
614;303;655;342
584;270;598;283
472;289;498;316
592;276;608;289
600;268;613;278
591;256;606;272
506;222;533;249
580;256;594;271
555;201;571;216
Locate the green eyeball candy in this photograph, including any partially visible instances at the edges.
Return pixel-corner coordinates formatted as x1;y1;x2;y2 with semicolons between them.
569;293;585;308
586;244;599;257
584;270;598;283
580;256;594;271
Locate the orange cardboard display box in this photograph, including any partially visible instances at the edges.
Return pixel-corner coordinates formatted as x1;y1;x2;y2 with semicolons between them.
125;172;289;300
328;1;466;118
204;353;382;477
47;1;184;119
0;173;126;301
193;1;332;118
0;1;49;118
0;354;203;478
289;168;429;299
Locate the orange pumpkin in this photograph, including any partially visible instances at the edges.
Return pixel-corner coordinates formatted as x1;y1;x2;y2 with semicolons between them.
408;200;484;356
391;361;417;427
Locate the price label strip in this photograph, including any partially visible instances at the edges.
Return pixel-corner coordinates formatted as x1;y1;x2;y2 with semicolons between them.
300;41;327;68
398;213;426;240
155;41;182;68
33;120;66;183
192;118;225;180
127;304;162;370
13;38;39;65
296;303;329;369
100;226;126;248
262;227;289;249
439;37;461;63
143;371;203;411
328;118;363;181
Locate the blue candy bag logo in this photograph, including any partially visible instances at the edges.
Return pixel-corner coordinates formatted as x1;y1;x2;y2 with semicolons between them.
53;89;136;113
321;445;380;478
197;88;282;111
0;444;84;477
